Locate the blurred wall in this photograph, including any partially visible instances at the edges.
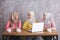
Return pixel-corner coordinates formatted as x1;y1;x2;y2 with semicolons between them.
0;0;60;40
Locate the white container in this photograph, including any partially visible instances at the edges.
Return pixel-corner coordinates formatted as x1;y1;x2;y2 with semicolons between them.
47;28;52;32
16;28;21;33
7;28;11;33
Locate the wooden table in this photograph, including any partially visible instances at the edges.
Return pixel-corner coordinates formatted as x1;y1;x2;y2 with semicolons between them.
2;30;58;40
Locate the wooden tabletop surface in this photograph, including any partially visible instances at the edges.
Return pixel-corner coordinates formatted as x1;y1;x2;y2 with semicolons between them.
2;30;58;36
